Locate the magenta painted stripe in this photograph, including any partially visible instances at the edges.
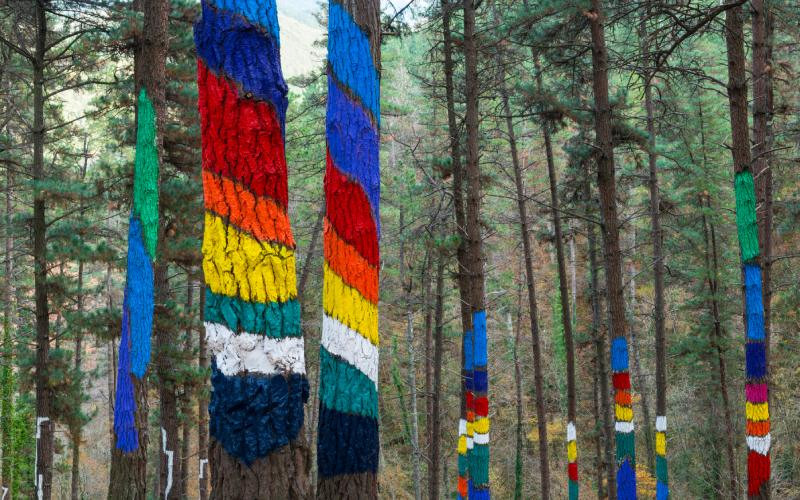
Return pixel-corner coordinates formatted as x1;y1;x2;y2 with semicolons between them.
746;383;768;403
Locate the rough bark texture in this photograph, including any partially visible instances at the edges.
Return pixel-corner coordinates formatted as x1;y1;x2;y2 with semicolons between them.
32;2;53;497
589;1;636;495
725;3;771;498
317;0;380;496
198;280;209;500
440;2;474;495
211;437;310;498
1;165;13;495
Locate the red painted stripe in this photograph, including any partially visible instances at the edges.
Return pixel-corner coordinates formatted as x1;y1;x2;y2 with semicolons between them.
747;451;770;495
474;397;488;417
613;373;631;390
465;391;474;411
198;60;288;207
325;152;379;266
568;462;578;481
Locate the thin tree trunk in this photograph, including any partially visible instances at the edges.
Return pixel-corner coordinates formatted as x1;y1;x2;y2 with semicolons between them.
157;262;181;500
297;207;323;301
179;280;194;499
725;2;771;497
441;1;473;496
502;62;551;499
106;264;116;455
588;1;636;495
32;2;53;497
462;1;490;496
109;0;167;495
197;280;208;500
699;195;739;500
535;60;578;499
1;165;14;495
427;249;445;500
751;0;773;372
511;300;524;500
586;176;615;499
638;12;669;494
70;136;89;500
423;248;433;450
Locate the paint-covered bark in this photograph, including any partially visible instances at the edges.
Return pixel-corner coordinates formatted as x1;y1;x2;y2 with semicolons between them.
724;3;771;498
194;1;310;496
317;0;381;497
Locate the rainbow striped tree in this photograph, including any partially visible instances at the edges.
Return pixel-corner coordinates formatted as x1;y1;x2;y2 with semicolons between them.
317;0;381;496
113;88;158;453
724;4;771;497
194;0;310;495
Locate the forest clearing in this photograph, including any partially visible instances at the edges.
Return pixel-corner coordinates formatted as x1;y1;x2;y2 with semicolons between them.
0;0;798;498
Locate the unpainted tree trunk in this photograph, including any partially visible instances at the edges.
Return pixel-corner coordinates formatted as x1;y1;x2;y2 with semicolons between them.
1;165;14;495
427;249;445;500
197;280;209;500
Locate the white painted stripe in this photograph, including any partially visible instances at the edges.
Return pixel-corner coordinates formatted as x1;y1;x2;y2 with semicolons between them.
459;418;467;436
615;421;635;433
322;314;379;385
747;434;771;455
567;422;576;441
199;458;208;479
162;428;173;499
466;437;474;449
656;415;667;432
205;322;305;376
474;432;489;445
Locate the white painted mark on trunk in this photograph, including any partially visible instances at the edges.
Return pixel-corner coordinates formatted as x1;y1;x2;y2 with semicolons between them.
162;428;173;499
34;416;49;498
199;458;208;479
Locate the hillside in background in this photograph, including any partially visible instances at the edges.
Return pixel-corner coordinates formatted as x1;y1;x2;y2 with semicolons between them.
278;0;324;78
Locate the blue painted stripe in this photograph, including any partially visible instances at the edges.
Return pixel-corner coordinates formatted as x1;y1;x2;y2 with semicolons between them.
327;1;380;121
208;0;279;42
464;328;474;371
327;76;380;230
746;342;767;379
127;216;154;378
611;337;629;372
317;404;379;477
204;288;301;338
656;482;669;500
209;364;308;465
473;310;487;366
473;369;488;393
617;458;638;500
744;264;765;340
195;1;288;127
113;296;138;452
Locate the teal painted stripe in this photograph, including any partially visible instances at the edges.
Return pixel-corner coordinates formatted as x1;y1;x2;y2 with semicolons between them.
204;288;300;338
469;444;489;486
568;480;579;500
615;431;636;465
656;454;668;484
458;453;469;475
319;347;378;418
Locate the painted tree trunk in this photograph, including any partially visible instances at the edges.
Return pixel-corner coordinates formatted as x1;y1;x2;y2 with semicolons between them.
195;0;310;496
588;1;636;497
724;4;771;498
317;0;381;497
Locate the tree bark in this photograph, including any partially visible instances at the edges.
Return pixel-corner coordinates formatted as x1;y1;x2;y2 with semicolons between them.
1;164;14;495
588;0;636;494
32;2;53;497
427;249;445;500
699;194;739;500
585;176;615;499
501;58;550;499
197;280;209;500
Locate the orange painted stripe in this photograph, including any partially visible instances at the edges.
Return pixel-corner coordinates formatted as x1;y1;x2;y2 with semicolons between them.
203;170;295;248
324;219;378;304
615;390;632;406
457;476;468;496
747;420;770;437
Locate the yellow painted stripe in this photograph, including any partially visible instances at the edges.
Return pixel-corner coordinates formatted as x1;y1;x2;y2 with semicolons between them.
746;402;770;422
567;440;577;462
466;420;474;437
615;405;633;422
457;435;467;455
655;432;666;456
323;264;378;345
203;212;297;304
473;417;490;434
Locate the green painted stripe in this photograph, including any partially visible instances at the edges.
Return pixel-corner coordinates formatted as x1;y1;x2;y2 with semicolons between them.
735;171;760;262
458;454;469;475
615;431;636;465
656;454;669;484
568;480;579;500
469;444;489;486
204;288;300;338
319;347;378;418
133;88;159;260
